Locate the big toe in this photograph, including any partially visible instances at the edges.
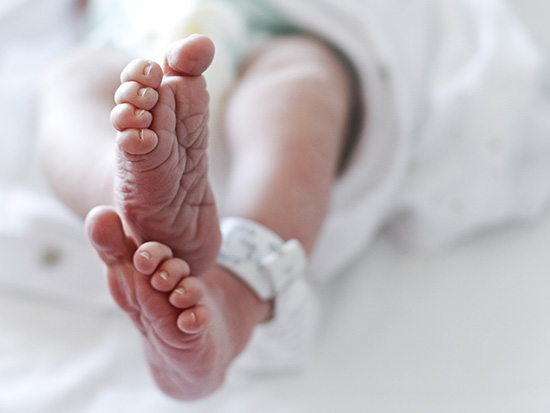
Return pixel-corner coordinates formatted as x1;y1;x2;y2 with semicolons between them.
164;34;215;77
85;206;136;265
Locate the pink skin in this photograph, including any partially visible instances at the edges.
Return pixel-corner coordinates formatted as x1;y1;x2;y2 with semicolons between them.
86;206;269;400
112;35;221;276
87;207;210;335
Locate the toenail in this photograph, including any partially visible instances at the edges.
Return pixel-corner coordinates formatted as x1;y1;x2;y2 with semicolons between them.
135;109;145;117
174;288;185;296
158;271;168;280
143;63;153;76
138;88;148;97
190;312;197;324
139;250;152;260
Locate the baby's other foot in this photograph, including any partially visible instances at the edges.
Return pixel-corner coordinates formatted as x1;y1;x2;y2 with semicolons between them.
111;34;220;275
86;206;232;399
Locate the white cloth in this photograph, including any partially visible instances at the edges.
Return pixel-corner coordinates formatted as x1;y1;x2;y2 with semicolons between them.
223;0;550;370
267;0;550;284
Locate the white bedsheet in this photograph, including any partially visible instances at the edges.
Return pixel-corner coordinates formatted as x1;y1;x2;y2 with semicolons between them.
2;188;550;413
1;0;550;412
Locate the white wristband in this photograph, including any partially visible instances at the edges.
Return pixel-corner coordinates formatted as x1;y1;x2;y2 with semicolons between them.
216;217;308;301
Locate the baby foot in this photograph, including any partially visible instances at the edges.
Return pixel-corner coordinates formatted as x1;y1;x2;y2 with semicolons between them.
86;206;270;400
111;34;220;275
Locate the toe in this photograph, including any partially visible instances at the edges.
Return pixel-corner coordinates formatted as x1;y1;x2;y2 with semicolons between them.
115;81;159;110
177;305;211;334
111;103;153;131
120;59;163;88
164;34;215;77
116;128;158;156
169;277;204;309
85;206;136;266
134;241;173;275
151;258;191;292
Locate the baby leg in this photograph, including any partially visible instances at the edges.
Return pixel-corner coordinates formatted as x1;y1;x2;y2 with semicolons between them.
86;206;270;400
37;36;221;275
110;35;220;274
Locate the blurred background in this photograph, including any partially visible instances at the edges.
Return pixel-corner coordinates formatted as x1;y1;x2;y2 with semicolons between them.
1;1;550;412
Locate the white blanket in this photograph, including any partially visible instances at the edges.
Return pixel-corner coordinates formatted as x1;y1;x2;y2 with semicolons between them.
1;0;550;412
2;187;550;413
266;0;550;285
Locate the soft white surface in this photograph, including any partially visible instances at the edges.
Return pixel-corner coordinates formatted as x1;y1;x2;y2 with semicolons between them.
1;0;550;412
2;189;550;413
